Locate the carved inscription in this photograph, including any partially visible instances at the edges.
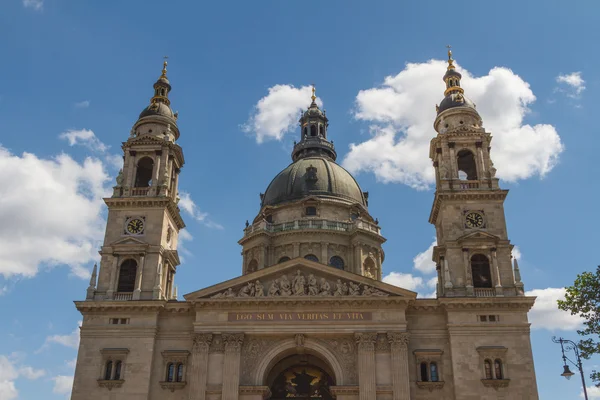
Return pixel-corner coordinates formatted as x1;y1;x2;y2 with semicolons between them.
229;311;372;322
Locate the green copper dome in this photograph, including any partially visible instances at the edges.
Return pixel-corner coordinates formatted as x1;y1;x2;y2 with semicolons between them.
262;157;367;207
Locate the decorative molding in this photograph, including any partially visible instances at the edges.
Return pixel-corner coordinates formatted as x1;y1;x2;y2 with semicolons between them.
209;334;224;353
223;333;245;351
100;348;129;357
192;333;212;353
159;381;186;392
161;350;189;364
375;334;390;351
239;386;271;399
97;379;124;390
387;332;410;350
355;332;377;351
330;385;360;396
416;381;445;392
481;379;510;390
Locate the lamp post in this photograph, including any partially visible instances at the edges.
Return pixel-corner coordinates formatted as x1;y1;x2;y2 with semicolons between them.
552;336;588;400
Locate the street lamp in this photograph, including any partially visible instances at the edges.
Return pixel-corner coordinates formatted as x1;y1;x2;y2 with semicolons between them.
552;336;588;400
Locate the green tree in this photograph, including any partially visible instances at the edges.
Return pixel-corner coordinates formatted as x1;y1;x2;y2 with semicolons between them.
557;266;600;385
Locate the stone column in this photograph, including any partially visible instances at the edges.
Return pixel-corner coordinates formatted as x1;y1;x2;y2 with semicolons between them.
388;332;410;400
355;332;377;400
463;248;473;295
153;259;163;300
321;242;328;265
376;250;383;280
222;333;244;400
188;334;212;400
106;255;119;299
173;169;180;200
293;242;300;258
126;151;136;188
475;142;485;179
152;151;162;187
354;244;362;275
448;142;457;179
132;254;145;300
491;248;503;296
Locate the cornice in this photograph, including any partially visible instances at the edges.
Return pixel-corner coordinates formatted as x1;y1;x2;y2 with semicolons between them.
429;190;509;224
75;300;167;313
193;296;412;309
103;197;185;230
239;224;386;245
122;137;185;166
439;296;535;311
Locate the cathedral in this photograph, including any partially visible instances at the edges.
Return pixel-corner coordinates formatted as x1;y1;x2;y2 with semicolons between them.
72;51;539;400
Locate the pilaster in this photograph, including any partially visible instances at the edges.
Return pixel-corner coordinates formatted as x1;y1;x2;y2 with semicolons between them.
222;333;244;400
355;332;377;400
188;334;212;400
388;332;410;400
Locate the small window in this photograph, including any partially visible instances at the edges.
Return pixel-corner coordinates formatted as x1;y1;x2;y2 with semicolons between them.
329;256;344;270
479;315;487;322
176;364;184;382
494;359;503;379
350;212;359;220
430;362;439;382
278;256;291;264
167;363;175;382
114;361;122;380
305;206;317;216
265;215;273;223
104;361;113;380
488;315;497;322
310;125;317;136
319;125;324;135
420;362;429;382
110;318;119;324
484;359;493;379
303;127;308;137
304;254;319;263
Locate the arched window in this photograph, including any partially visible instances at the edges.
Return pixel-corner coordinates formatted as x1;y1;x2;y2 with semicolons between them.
310;125;317;136
247;259;258;273
134;157;154;187
363;257;376;279
430;362;439;382
471;254;492;288
484;359;493;379
117;259;137;292
303;127;308;137
457;149;477;180
114;361;122;380
305;206;317;216
104;361;113;380
420;362;429;382
176;363;184;382
304;254;319;263
166;362;175;382
494;359;503;379
329;256;344;270
319;125;324;135
278;256;291;264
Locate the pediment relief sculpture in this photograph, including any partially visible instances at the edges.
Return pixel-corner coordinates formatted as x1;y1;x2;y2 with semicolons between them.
210;269;389;299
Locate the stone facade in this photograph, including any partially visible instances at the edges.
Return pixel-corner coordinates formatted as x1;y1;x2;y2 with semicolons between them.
72;59;539;399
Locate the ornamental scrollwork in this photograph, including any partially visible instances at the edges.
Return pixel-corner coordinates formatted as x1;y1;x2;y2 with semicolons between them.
192;333;212;353
223;333;245;351
387;332;410;350
355;332;378;351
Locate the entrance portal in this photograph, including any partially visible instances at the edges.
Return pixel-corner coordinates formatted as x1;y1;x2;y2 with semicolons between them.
267;355;334;399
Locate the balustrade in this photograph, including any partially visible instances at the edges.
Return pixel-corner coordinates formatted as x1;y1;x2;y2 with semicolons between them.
114;292;133;301
243;218;381;237
130;187;150;196
474;288;495;297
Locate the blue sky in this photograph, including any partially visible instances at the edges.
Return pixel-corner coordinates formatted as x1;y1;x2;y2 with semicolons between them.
0;0;598;398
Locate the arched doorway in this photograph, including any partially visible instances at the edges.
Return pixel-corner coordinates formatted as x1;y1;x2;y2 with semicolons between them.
267;354;335;399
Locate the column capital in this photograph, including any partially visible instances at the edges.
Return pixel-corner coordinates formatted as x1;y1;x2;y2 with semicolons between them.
355;332;377;351
223;333;245;351
192;333;213;353
387;332;409;350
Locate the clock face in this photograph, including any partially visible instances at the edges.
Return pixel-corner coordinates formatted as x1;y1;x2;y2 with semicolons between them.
126;218;145;235
465;212;484;228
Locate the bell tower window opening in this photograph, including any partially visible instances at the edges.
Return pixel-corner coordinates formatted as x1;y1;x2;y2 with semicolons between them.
319;125;324;136
134;157;154;187
329;256;344;270
471;254;492;288
117;259;137;293
456;149;477;180
310;125;317;136
304;254;319;263
303;127;308;137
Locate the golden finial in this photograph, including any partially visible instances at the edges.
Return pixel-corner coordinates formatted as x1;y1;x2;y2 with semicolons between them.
311;84;316;102
446;45;455;70
161;56;169;78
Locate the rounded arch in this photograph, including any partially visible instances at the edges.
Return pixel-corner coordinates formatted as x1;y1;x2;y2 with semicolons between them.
304;254;319;263
329;256;344;270
471;254;492;288
456;149;477;180
363;257;377;279
254;338;345;386
134;157;154;187
319;124;324;135
247;259;258;273
117;259;137;292
278;256;291;264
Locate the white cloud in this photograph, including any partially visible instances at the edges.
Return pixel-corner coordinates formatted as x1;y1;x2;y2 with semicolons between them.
59;129;108;153
179;191;223;230
383;272;437;298
342;60;564;189
40;322;81;351
0;355;45;400
23;0;43;11
52;375;74;396
556;72;586;98
243;85;322;143
413;240;437;274
74;100;90;109
526;287;583;331
0;146;110;279
583;386;600;399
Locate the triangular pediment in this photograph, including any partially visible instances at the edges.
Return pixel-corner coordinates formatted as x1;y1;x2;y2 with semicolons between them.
457;230;500;243
184;258;417;301
110;236;148;246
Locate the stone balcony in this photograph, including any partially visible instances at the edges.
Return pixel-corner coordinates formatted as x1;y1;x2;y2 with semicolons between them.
243;218;382;238
438;178;500;191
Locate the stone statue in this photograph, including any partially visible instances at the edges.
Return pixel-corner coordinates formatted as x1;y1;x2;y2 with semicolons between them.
365;266;375;279
224;288;236;298
319;278;331;296
115;169;124;186
238;282;254;297
268;279;280;297
342;282;349;296
307;274;319;296
489;161;497;178
348;282;361;296
439;165;449;179
362;285;388;297
280;275;292;296
293;270;306;296
254;280;264;297
334;279;344;296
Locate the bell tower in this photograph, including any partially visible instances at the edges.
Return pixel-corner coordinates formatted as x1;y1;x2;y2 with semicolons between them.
429;48;524;298
87;61;185;301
